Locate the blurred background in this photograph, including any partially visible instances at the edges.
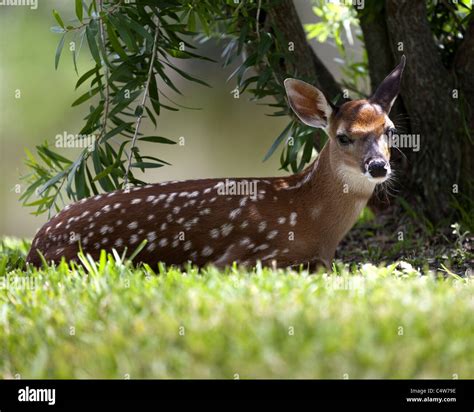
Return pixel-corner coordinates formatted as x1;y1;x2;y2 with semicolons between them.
0;0;357;237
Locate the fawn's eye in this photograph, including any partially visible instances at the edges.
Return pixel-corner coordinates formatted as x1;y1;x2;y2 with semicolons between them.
337;134;353;146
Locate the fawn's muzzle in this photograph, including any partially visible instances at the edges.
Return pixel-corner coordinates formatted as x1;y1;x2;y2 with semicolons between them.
366;159;388;178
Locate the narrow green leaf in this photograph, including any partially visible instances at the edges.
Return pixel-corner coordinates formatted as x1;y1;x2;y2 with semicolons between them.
187;11;196;32
124;16;154;43
71;87;100;107
140;155;171;166
38;145;73;165
161;59;210;87
75;0;83;22
102;122;133;142
52;9;65;28
138;136;176;144
150;97;161;116
131;162;164;169
149;74;161;115
197;11;210;36
92;148;115;191
109;14;137;52
72;40;79;74
145;106;157;127
86;25;101;65
24;197;54;207
75;66;99;89
263;121;292;161
38;170;67;196
75;160;89;198
105;19;127;59
87;0;96;17
257;32;273;62
85;164;99;195
93;164;115;181
157;102;178;112
55;34;66;70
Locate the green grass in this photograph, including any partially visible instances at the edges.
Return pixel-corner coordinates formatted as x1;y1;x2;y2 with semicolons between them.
1;238;473;379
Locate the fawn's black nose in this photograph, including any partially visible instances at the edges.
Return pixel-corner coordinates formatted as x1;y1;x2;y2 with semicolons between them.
367;159;388;178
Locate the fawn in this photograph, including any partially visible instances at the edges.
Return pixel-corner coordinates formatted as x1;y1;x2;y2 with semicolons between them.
27;56;405;269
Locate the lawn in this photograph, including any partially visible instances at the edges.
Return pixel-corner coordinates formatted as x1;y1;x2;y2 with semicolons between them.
0;237;473;379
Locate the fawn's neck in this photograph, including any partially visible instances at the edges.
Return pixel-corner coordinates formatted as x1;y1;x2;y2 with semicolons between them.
291;140;376;263
313;140;377;198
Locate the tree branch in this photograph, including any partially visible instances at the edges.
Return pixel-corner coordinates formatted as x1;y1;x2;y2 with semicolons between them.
98;0;110;142
124;17;160;187
265;0;342;101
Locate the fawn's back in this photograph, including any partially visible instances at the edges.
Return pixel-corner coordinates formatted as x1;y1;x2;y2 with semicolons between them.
27;173;315;268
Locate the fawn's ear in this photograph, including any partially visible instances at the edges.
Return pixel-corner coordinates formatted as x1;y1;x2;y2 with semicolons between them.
284;78;333;128
370;55;406;113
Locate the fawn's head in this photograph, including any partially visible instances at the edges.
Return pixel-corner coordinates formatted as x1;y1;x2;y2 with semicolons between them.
284;56;406;184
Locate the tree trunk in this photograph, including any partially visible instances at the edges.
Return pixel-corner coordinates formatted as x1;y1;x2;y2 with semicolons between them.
384;0;464;220
454;19;474;202
265;0;342;101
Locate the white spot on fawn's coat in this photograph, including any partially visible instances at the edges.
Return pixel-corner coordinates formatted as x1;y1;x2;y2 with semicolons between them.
221;223;233;237
266;230;278;240
128;221;138;230
229;208;241;220
289;212;297;226
202;246;213;257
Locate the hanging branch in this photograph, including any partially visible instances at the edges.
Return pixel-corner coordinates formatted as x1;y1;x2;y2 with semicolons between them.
97;0;111;142
255;0;280;87
256;0;262;40
123;16;161;188
21;2;218;216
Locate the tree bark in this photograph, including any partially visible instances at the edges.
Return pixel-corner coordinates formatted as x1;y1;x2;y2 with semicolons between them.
454;19;474;198
356;5;407;121
385;0;463;220
265;0;342;101
357;8;394;93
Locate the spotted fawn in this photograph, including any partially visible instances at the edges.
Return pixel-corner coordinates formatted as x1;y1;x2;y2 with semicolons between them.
27;56;405;269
